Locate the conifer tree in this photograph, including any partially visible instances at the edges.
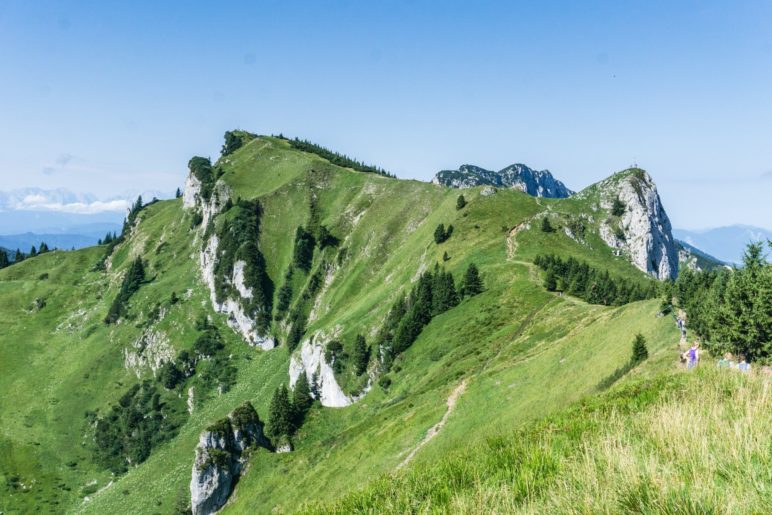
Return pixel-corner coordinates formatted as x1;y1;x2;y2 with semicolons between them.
292;372;313;425
456;194;467;210
0;251;8;269
268;384;294;439
14;249;24;262
612;197;626;216
462;263;483;297
292;227;315;272
310;370;321;399
39;242;49;254
352;334;369;376
434;223;447;244
29;245;37;257
631;333;648;363
544;269;557;291
175;187;182;198
541;217;554;233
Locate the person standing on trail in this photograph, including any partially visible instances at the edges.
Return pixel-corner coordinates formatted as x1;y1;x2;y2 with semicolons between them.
687;342;700;369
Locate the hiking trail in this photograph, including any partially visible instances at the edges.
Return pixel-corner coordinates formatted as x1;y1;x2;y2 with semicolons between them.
397;379;468;470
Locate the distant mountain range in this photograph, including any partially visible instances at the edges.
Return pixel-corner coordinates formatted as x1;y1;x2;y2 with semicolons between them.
432;163;573;198
673;225;772;265
0;227;122;253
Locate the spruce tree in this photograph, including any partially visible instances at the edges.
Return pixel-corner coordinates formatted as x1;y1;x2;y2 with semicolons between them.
0;251;8;269
612;197;626;216
14;249;23;262
352;335;369;376
544;269;557;291
292;227;315;272
29;245;37;257
292;372;314;426
631;333;648;363
175;187;182;198
456;194;466;210
462;263;483;297
268;384;294;439
39;242;49;254
434;223;447;244
310;370;321;399
541;217;554;233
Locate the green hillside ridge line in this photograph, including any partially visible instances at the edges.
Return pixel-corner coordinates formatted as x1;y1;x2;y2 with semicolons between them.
1;132;730;514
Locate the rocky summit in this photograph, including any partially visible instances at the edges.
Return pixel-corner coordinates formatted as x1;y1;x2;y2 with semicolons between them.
432;163;574;198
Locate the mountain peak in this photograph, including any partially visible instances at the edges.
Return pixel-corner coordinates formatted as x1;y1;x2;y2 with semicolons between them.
432;163;573;198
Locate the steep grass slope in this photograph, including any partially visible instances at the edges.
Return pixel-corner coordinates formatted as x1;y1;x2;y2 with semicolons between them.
1;135;686;514
308;366;771;514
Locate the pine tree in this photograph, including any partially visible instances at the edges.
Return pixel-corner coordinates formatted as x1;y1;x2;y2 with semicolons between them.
612;197;626;216
631;333;648;363
434;223;447;244
544;269;557;291
541;217;554;233
175;187;182;198
292;227;315;272
0;251;8;269
462;263;483;297
292;372;313;425
39;242;49;254
442;251;450;262
310;370;321;399
268;384;294;439
29;245;37;257
456;194;466;210
14;249;24;262
352;334;369;376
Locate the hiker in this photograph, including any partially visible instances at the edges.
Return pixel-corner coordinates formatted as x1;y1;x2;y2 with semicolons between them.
737;355;751;373
717;352;735;369
687;342;700;369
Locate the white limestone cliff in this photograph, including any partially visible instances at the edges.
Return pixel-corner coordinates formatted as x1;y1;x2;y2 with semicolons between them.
289;333;352;408
595;170;678;280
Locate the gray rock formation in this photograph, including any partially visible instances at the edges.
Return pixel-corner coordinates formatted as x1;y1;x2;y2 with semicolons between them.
432;163;573;198
591;169;679;280
183;167;274;350
190;402;270;515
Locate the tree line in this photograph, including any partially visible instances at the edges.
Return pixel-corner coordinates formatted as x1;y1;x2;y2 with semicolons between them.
0;241;54;269
669;242;771;363
275;135;396;178
534;254;658;306
376;263;483;371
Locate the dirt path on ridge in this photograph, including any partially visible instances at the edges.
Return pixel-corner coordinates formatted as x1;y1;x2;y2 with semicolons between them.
397;379;468;470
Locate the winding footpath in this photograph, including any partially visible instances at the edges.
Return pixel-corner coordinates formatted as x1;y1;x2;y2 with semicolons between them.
397;379;468;470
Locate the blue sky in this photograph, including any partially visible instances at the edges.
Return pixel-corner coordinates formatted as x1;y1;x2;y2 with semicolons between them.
0;1;770;229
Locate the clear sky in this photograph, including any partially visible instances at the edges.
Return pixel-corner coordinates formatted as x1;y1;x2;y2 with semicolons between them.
0;1;770;229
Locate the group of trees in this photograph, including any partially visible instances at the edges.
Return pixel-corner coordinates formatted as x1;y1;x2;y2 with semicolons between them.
188;156;220;202
97;232;119;246
267;372;315;443
90;380;186;474
671;242;771;362
323;334;371;376
221;130;257;157
276;135;395;178
0;242;54;269
213;199;274;334
104;257;146;324
534;254;658;306
376;263;483;368
434;223;454;244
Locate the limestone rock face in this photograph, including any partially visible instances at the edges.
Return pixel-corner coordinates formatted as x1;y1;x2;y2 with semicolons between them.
184;169;274;350
432;163;573;198
594;170;678;280
289;333;352;408
190;402;269;515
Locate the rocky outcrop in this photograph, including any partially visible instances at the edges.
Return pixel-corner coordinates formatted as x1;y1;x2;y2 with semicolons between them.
592;169;678;280
184;170;274;350
289;333;352;408
190;402;270;515
432;163;573;198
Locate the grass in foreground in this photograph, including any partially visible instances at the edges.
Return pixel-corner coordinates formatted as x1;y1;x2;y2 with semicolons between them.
306;367;771;514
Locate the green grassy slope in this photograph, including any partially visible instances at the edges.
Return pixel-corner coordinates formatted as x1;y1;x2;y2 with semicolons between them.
307;366;771;514
1;135;694;514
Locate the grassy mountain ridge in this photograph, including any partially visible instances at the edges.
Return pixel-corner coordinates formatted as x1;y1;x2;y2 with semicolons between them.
0;134;736;514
